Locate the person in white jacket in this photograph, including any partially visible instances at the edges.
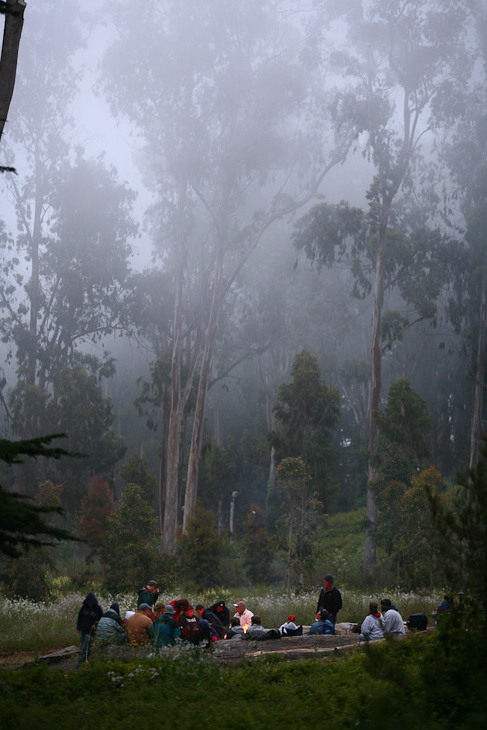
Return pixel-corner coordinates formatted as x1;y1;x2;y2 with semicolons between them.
359;602;384;641
380;598;406;635
233;600;254;628
279;614;298;635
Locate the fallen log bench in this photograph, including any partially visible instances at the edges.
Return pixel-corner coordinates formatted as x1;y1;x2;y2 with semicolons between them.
212;627;436;664
213;633;361;664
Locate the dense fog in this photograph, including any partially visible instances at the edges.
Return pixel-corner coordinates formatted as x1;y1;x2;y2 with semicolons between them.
1;0;486;579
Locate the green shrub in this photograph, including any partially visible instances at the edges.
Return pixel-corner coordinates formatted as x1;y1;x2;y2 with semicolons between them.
177;503;224;589
101;483;164;592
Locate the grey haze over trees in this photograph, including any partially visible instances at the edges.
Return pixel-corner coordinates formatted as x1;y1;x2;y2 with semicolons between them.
298;0;473;575
0;0;486;584
438;0;487;477
100;0;357;553
0;2;138;502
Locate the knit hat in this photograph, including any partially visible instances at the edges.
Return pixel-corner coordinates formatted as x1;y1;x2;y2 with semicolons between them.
324;573;334;583
110;602;120;616
288;615;296;622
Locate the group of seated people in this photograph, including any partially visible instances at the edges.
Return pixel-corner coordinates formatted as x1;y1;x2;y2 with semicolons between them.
358;598;407;641
90;591;269;649
91;588;339;649
77;584;414;662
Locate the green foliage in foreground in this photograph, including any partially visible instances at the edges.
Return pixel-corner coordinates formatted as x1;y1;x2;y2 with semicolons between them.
1;629;486;729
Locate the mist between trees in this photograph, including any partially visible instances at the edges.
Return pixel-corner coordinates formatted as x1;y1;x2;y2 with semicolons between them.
1;0;487;592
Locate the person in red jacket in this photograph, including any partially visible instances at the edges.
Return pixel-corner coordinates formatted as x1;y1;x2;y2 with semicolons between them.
158;597;190;621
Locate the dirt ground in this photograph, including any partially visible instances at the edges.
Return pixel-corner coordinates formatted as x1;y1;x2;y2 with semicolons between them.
0;648;79;672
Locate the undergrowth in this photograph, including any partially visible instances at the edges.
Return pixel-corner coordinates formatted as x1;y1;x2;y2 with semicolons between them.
0;628;486;729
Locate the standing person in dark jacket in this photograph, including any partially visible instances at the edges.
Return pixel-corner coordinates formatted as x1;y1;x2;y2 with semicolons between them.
137;580;159;608
76;592;103;667
316;574;342;627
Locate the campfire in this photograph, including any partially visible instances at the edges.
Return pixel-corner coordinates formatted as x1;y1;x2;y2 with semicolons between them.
243;623;248;634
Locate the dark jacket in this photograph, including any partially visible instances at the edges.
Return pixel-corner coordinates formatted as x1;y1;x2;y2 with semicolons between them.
137;586;158;607
201;609;224;638
151;614;181;647
77;592;103;633
178;613;201;643
316;585;342;617
226;626;244;640
208;601;230;627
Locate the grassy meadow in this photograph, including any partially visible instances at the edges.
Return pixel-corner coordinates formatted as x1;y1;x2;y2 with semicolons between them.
0;587;443;654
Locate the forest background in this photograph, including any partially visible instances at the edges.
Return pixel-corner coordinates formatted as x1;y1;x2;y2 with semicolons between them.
1;0;487;598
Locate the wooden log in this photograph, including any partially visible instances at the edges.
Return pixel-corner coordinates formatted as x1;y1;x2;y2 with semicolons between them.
33;645;80;665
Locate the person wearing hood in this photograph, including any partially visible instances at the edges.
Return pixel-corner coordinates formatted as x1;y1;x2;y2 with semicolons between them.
195;604;225;639
208;600;230;627
151;605;181;647
96;603;127;646
316;574;342;627
126;603;154;646
233;601;254;628
76;592;103;666
359;602;385;641
380;599;406;636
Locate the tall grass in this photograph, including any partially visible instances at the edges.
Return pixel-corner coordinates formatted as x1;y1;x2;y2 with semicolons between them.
0;587;443;653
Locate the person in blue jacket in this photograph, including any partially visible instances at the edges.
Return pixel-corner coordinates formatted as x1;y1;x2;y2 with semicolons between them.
307;608;335;635
151;605;181;647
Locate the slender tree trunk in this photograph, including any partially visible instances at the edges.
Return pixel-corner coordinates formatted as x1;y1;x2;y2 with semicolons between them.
183;278;222;532
469;269;487;473
163;401;184;552
158;387;168;535
287;501;293;596
364;199;390;578
0;0;25;144
259;354;277;493
162;180;188;553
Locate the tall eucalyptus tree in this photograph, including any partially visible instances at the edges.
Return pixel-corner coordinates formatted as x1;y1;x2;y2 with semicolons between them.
311;0;471;574
101;0;355;552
